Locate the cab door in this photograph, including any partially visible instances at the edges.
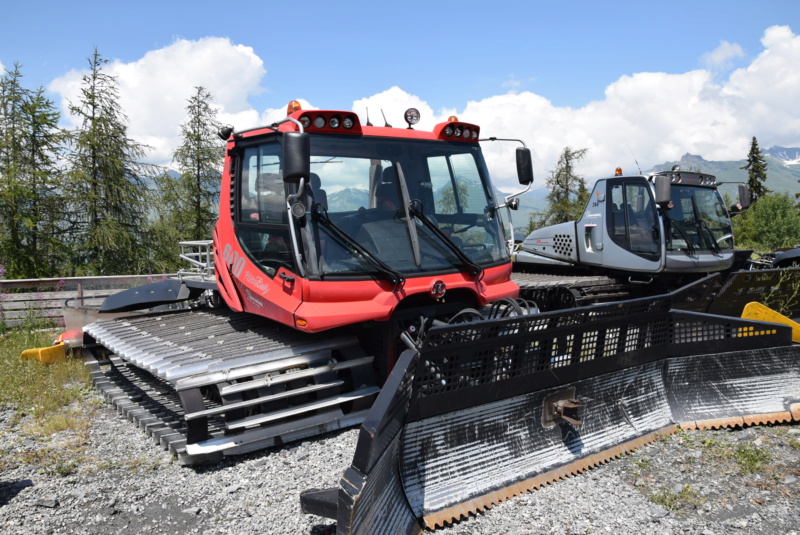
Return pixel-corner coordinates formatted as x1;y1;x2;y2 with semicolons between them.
575;182;607;267
601;178;665;273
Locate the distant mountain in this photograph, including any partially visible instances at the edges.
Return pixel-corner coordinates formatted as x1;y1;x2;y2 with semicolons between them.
765;146;800;166
650;146;800;201
326;187;369;211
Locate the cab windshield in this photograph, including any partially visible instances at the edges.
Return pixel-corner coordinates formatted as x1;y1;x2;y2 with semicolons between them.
236;134;508;280
666;186;732;253
307;135;508;278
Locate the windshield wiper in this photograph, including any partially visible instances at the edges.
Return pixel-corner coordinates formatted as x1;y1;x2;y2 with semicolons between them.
698;220;722;254
394;164;422;266
665;215;696;256
407;199;484;280
311;206;405;290
689;196;721;254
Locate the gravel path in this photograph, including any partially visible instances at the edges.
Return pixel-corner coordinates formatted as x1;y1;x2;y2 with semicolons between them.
2;395;800;535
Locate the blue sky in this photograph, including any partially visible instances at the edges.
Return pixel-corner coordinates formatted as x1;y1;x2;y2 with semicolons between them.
2;0;799;189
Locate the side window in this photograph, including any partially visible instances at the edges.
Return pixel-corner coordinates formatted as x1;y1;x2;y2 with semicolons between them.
624;183;658;255
610;185;625;236
608;182;658;256
237;143;293;277
428;153;484;215
240;144;285;224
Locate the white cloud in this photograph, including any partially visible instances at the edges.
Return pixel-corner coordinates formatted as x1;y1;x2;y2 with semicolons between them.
44;26;800;193
49;37;265;166
701;40;746;72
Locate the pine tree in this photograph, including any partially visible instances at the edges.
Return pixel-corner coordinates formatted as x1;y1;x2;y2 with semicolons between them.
541;146;589;227
63;49;155;275
741;136;769;202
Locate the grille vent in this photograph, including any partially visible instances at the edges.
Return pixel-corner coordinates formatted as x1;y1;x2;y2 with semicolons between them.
554;234;574;257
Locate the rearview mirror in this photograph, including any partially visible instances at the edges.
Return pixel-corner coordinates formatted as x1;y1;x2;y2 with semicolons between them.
738;184;751;210
282;132;310;183
516;147;534;186
654;175;671;206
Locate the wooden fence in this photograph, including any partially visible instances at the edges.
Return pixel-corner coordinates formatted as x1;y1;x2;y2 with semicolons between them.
0;275;175;329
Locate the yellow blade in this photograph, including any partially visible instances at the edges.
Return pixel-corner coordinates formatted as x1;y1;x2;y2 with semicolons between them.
742;302;800;343
20;343;66;363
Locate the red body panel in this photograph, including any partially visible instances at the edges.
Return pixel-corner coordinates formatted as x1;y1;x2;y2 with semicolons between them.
293;264;518;333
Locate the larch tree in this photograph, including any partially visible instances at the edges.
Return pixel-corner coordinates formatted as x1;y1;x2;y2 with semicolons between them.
63;49;155;275
149;86;224;271
0;63;28;277
539;146;589;228
0;64;66;278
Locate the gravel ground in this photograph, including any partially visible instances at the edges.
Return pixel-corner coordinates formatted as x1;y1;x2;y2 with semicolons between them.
2;396;800;535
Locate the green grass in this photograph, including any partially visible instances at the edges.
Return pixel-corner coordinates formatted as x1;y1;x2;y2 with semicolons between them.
0;329;96;476
0;329;92;425
650;484;704;511
733;444;771;475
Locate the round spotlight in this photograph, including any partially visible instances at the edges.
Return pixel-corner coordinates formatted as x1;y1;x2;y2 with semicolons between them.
329;116;341;129
299;116;311;129
343;116;355;129
462;128;470;139
471;130;478;140
444;125;454;136
404;108;420;127
454;126;462;137
313;116;326;129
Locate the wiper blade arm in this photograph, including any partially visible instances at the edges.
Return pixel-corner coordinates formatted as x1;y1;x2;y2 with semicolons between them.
699;220;721;254
666;215;696;256
312;207;405;290
408;200;484;280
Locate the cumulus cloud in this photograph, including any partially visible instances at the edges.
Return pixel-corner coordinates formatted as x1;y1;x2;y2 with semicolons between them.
49;37;265;166
701;40;746;72
448;25;800;190
44;26;800;192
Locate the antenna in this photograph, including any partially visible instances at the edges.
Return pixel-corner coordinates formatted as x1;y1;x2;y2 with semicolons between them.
365;107;373;127
381;109;391;128
626;144;642;174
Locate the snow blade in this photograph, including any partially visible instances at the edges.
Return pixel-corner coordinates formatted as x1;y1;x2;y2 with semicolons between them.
304;294;800;534
672;268;800;318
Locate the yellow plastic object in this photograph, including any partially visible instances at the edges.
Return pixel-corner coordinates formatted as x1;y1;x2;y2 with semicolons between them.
741;302;800;343
20;342;67;363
